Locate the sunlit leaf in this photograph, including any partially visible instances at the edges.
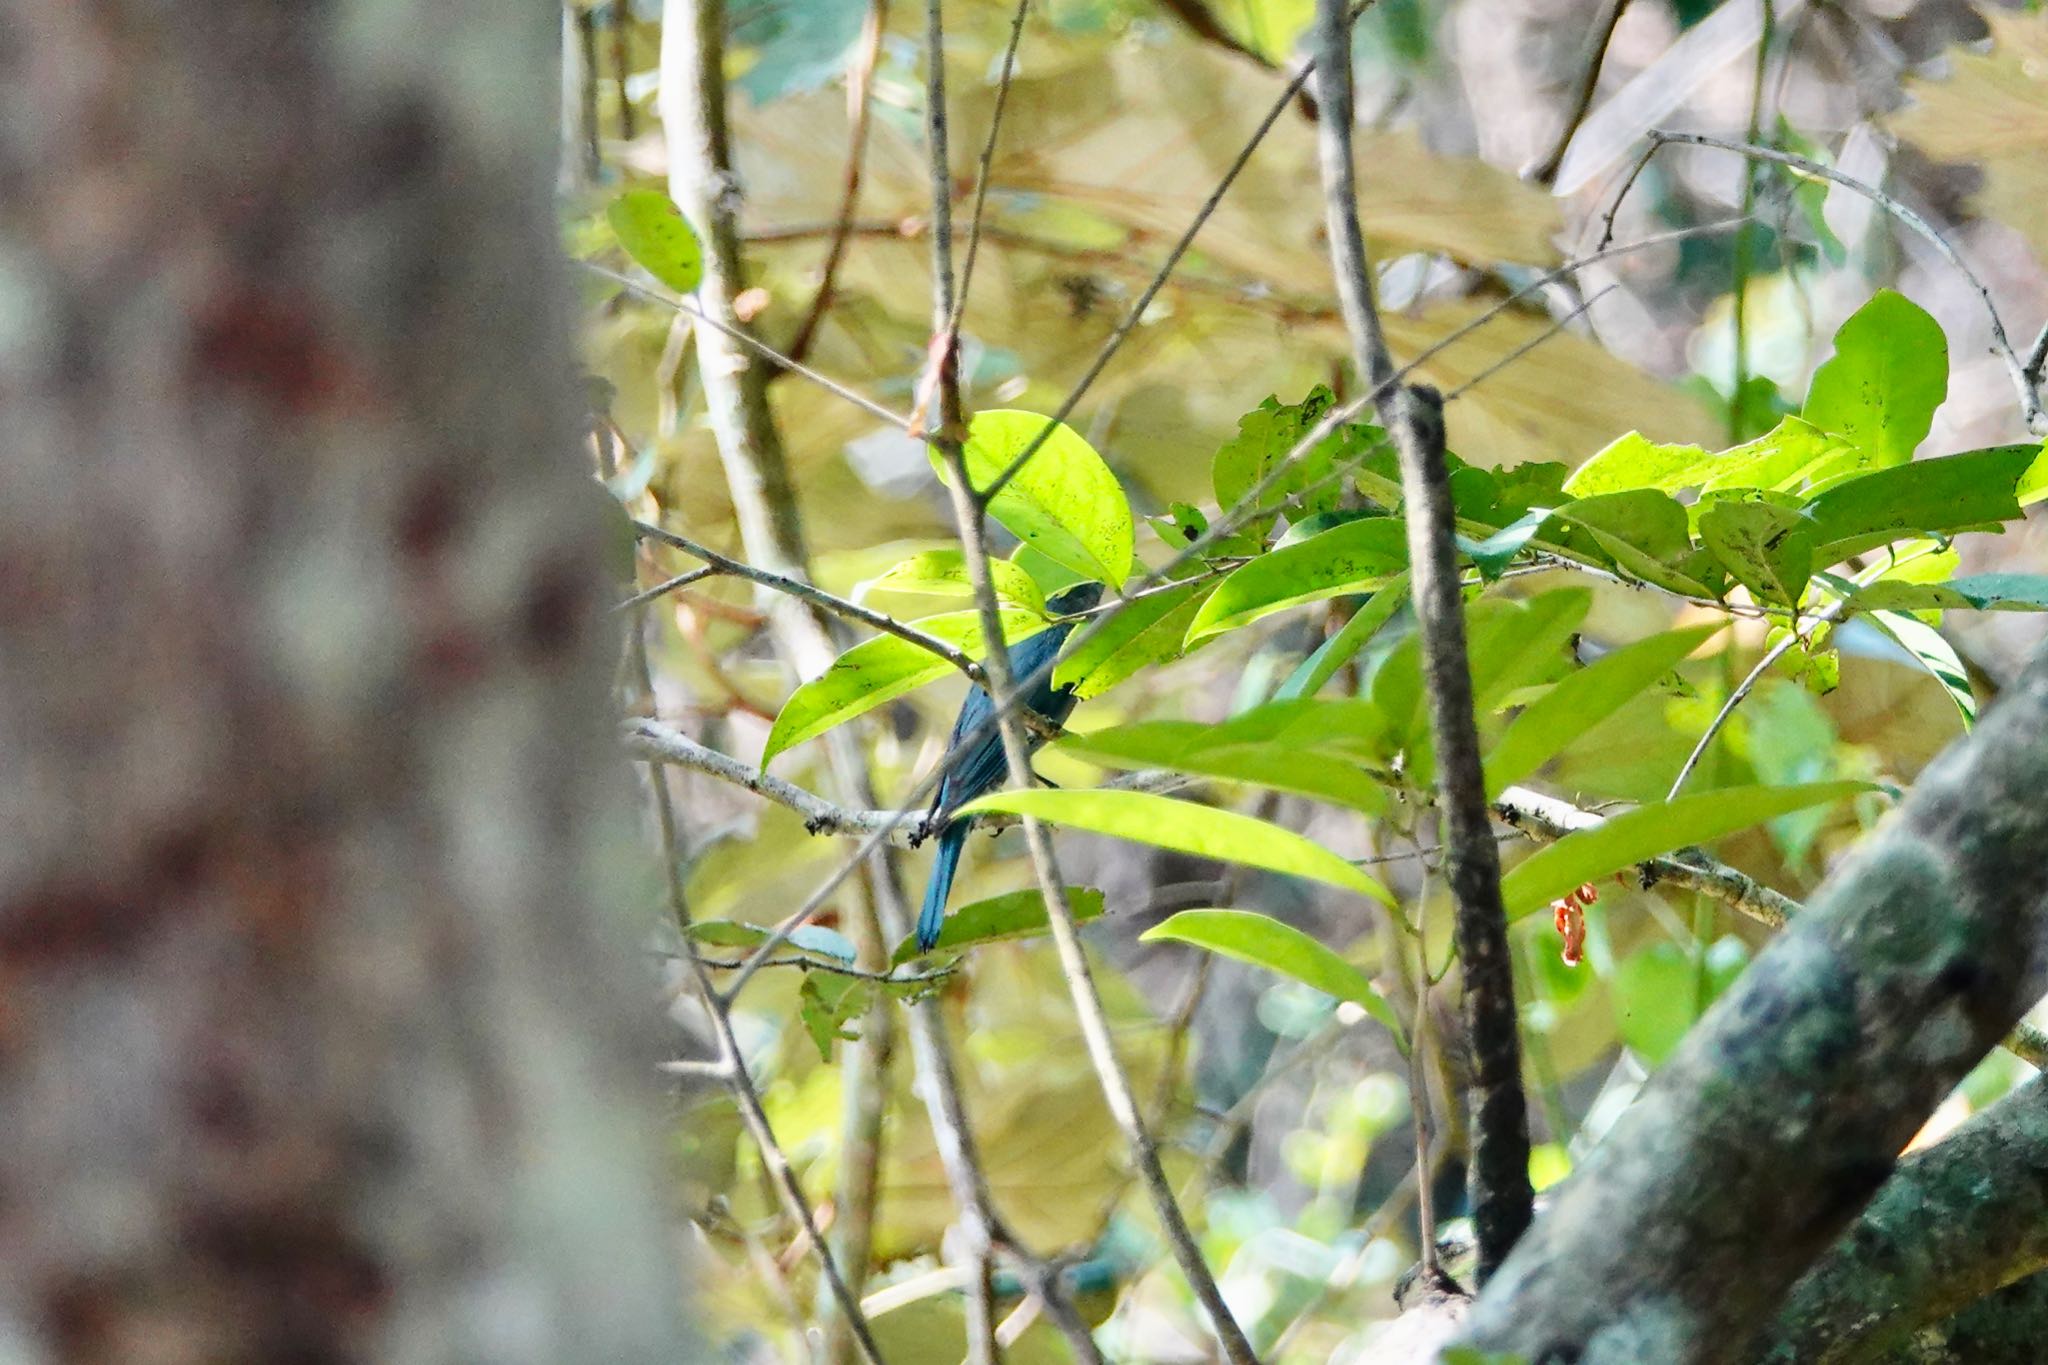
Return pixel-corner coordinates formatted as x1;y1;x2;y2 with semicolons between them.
1550;491;1711;596
1563;430;1714;497
607;190;705;294
955;788;1391;904
1499;781;1874;918
888;887;1106;964
1485;623;1726;795
936;410;1134;588
1056;721;1389;814
1185;517;1408;643
1800;289;1948;465
763;610;1049;763
1141;909;1403;1040
1055;579;1217;699
859;549;1048;617
1211;386;1382;522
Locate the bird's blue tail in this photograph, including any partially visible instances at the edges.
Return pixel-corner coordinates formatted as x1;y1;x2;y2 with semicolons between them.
916;822;969;952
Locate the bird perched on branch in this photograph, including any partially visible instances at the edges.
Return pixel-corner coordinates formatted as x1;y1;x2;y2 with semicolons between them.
915;579;1104;952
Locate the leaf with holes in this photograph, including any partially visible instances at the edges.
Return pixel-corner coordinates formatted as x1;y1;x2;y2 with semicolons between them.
1800;289;1948;466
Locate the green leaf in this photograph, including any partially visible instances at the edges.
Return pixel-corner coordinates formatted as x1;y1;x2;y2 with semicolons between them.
936;410;1134;588
1140;909;1403;1040
1485;623;1726;795
606;190;705;294
1867;608;1976;728
1697;501;1815;607
1802;444;2035;565
1185;517;1408;643
1273;574;1410;700
1054;579;1217;699
1499;781;1873;918
955;788;1392;904
1800;289;1948;465
2018;442;2048;507
1563;430;1714;496
889;887;1106;964
686;920;859;964
859;549;1048;616
1056;722;1389;814
762;609;1048;763
1373;590;1591;750
1211;386;1381;522
1458;507;1554;579
1550;491;1711;596
798;974;870;1061
1849;573;2048;614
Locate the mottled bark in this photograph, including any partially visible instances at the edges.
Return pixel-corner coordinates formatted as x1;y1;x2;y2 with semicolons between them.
1758;1074;2048;1363
1457;643;2048;1364
1873;1272;2048;1364
0;4;686;1361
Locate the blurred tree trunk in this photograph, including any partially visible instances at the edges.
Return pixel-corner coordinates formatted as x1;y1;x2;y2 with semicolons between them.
0;4;687;1361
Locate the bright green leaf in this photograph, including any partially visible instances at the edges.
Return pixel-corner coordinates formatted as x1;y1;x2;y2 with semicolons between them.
1800;289;1948;465
889;887;1106;964
687;920;859;964
1697;501;1815;607
1500;781;1874;918
798;974;870;1061
1486;623;1725;795
1055;579;1217;699
607;190;706;294
1186;518;1408;643
1211;386;1382;522
763;610;1048;763
1141;909;1403;1040
936;410;1134;588
1273;574;1410;701
858;549;1048;616
1056;722;1389;814
955;788;1392;904
1563;430;1714;496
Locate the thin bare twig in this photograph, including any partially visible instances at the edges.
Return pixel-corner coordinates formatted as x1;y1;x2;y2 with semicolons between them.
1526;0;1635;187
949;0;1030;332
631;519;988;684
782;0;887;369
976;0;1381;505
1646;130;2048;434
584;261;919;433
1314;0;1529;1284
614;563;720;613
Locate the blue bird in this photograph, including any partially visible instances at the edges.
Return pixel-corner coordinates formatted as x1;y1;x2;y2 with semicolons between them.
915;580;1104;952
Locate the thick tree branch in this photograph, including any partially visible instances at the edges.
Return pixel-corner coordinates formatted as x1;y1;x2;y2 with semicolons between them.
1312;0;1530;1283
1759;1073;2048;1363
1457;643;2048;1364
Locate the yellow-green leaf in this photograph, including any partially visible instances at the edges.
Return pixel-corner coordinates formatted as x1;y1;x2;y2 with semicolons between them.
607;189;705;294
1141;909;1403;1041
955;788;1391;904
935;411;1133;588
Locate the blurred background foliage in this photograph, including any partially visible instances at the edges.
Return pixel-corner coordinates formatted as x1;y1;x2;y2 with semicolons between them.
567;0;2048;1357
